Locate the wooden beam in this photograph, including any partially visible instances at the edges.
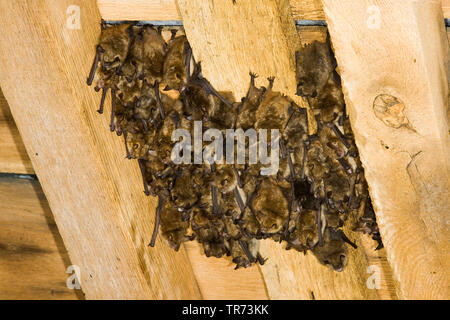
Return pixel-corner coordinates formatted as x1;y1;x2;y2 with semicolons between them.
0;88;11;120
0;89;34;174
444;0;450;19
177;0;395;300
0;177;79;300
97;0;450;21
0;0;201;299
322;0;450;299
97;0;182;21
97;0;325;21
184;242;269;299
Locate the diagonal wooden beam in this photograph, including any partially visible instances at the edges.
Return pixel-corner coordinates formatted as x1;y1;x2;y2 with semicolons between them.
177;0;390;300
322;0;450;299
0;0;201;299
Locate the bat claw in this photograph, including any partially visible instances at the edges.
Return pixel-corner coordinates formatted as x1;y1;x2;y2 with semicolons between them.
256;252;267;265
267;76;275;89
170;29;177;40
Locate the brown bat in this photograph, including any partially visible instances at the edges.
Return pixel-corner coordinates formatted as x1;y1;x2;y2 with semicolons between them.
159;197;193;251
311;228;351;272
252;179;289;235
122;25;166;85
163;36;189;91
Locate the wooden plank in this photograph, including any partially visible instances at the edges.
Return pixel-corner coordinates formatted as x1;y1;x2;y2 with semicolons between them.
97;0;182;21
297;25;328;43
0;88;34;174
359;235;400;300
184;242;268;299
444;0;450;19
0;0;201;300
97;0;450;21
177;0;394;300
0;88;12;120
97;0;325;21
322;0;450;299
0;120;34;174
0;177;80;300
290;0;325;20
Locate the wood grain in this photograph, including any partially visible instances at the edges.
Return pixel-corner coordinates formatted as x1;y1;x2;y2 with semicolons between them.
444;0;450;19
97;0;182;21
323;0;450;299
0;88;12;120
290;0;325;20
184;242;268;299
0;88;34;174
177;0;395;300
97;0;450;21
0;0;201;300
0;177;80;300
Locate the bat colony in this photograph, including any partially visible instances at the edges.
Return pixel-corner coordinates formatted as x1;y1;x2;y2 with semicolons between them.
87;23;382;271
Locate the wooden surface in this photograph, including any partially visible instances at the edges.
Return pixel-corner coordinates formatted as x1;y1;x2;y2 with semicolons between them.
0;0;446;300
444;0;450;19
97;0;450;21
178;0;396;300
0;0;202;300
96;0;325;21
0;88;34;174
184;242;268;299
323;0;450;299
0;177;80;300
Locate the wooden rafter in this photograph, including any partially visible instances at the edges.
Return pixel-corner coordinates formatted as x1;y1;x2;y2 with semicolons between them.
0;0;201;300
322;0;450;299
